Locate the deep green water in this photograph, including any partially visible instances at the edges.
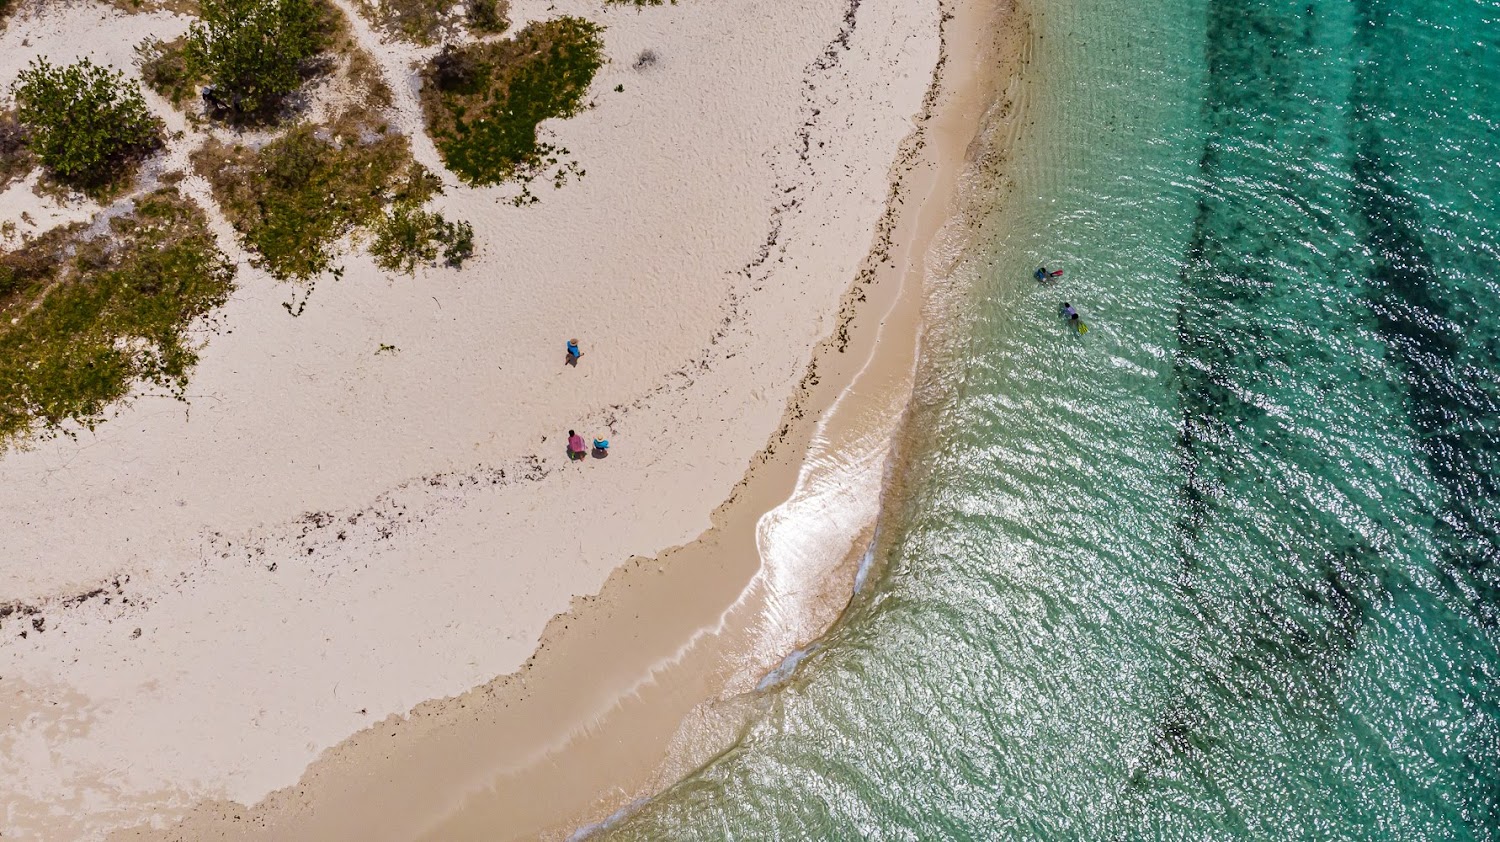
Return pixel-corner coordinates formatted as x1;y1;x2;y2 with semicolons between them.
601;0;1500;837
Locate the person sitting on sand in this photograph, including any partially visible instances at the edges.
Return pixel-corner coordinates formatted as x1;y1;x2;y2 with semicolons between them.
566;338;583;365
568;430;587;460
592;437;610;457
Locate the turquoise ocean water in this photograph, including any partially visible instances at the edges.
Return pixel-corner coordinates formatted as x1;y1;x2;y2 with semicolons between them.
604;0;1499;836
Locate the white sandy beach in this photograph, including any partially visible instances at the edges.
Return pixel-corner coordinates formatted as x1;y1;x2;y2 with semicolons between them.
0;0;953;837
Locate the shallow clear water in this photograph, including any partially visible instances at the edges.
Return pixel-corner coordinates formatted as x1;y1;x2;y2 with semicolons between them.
602;0;1500;837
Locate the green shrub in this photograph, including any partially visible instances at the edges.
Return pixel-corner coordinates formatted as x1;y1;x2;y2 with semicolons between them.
0;190;235;447
419;17;603;185
197;126;438;279
185;0;332;120
12;58;162;192
370;201;474;273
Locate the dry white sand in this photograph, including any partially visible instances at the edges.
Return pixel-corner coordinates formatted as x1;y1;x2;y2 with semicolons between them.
0;0;942;837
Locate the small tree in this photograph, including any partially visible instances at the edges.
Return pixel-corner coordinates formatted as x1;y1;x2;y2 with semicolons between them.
185;0;331;119
12;58;162;191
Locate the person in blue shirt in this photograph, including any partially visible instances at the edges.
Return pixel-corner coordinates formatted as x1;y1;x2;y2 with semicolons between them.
566;338;583;365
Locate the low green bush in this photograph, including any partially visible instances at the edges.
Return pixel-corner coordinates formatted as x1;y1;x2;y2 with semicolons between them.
12;58;162;193
0;190;235;447
419;17;603;185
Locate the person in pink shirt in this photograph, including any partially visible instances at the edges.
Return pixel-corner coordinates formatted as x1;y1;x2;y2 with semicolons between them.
567;430;587;461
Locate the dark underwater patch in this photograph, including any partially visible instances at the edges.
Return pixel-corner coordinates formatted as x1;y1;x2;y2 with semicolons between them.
1346;0;1500;832
1347;0;1500;622
1152;0;1394;802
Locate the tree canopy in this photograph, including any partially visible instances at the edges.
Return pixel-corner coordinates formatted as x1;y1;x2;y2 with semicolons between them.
185;0;332;119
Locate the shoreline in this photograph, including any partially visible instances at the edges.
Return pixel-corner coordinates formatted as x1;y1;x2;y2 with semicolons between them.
0;0;1026;837
115;0;1026;837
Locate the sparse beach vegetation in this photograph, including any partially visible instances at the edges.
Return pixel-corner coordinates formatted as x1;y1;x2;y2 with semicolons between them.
145;0;385;126
0;188;234;446
419;16;603;186
95;0;202;15
370;200;474;273
174;0;415;278
0;110;33;190
356;0;450;44
464;0;506;33
358;0;505;43
185;0;334;121
11;58;162;195
177;0;464;282
137;36;198;108
196;125;436;280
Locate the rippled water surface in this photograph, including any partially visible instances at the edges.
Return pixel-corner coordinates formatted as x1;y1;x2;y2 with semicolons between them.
603;0;1500;836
